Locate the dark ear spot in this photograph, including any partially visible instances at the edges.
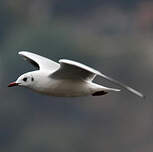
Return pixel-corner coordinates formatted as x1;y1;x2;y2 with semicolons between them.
92;91;108;96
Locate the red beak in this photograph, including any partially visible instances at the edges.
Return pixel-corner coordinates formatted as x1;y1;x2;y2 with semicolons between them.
8;82;19;87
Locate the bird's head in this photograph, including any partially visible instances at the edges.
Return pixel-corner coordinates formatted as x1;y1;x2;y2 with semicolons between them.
8;73;35;88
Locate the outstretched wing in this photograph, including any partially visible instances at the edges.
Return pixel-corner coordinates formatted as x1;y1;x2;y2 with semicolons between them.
18;51;60;71
51;59;101;81
51;59;145;98
98;72;145;98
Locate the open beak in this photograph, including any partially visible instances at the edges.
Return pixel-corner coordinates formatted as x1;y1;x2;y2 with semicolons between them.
8;82;19;87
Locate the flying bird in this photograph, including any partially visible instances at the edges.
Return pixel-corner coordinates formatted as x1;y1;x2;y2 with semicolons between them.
8;51;144;98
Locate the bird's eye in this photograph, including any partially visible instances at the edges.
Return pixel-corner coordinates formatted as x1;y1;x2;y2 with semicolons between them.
23;77;27;82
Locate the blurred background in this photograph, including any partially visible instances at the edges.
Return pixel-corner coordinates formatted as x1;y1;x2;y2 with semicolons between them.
0;0;153;152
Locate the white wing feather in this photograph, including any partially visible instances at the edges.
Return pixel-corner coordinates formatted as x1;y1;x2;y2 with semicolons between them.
18;51;60;71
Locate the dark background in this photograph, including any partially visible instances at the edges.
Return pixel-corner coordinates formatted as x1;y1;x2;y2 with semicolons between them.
0;0;153;152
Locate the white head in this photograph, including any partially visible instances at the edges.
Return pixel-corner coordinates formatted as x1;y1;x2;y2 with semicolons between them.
8;72;35;88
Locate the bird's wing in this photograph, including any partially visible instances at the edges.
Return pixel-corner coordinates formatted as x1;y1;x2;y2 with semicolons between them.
98;72;145;98
51;59;145;98
51;59;101;81
18;51;60;71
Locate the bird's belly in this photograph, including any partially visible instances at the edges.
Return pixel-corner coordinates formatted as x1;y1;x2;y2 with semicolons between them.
42;80;91;97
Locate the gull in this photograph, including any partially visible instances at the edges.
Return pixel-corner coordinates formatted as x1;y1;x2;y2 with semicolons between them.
8;51;144;98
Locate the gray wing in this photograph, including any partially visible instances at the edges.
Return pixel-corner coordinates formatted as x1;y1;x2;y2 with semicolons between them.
51;59;101;81
51;59;145;98
18;51;60;71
